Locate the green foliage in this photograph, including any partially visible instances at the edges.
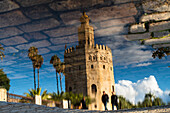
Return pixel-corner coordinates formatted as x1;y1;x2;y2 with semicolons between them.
49;92;64;101
0;69;10;91
50;55;65;93
24;88;49;100
118;92;166;110
49;92;94;108
152;47;170;59
118;96;133;110
152;97;165;106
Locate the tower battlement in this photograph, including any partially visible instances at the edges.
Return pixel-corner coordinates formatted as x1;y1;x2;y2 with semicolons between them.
65;44;111;54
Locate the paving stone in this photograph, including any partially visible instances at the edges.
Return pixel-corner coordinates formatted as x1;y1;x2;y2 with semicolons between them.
48;42;78;51
130;23;146;33
153;31;170;38
60;11;81;25
140;12;170;22
16;40;51;50
149;21;170;32
38;48;50;55
0;10;30;28
0;36;27;46
87;3;137;22
50;35;78;45
23;5;52;19
144;36;170;45
4;47;19;54
0;27;23;39
18;18;60;32
44;26;77;38
142;0;170;13
0;0;19;13
100;19;125;28
16;0;53;7
23;32;48;40
126;32;151;41
95;26;126;37
49;0;105;11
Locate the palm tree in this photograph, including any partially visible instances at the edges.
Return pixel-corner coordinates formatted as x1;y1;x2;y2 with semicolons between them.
28;47;38;90
34;54;43;89
24;88;49;100
0;44;5;60
152;97;165;106
24;88;41;98
59;62;65;92
142;92;154;107
50;55;61;94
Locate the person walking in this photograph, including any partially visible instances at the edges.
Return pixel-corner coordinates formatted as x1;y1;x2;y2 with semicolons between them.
102;91;109;110
111;92;118;110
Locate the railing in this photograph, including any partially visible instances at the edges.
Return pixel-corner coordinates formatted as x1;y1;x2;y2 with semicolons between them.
7;93;62;107
7;93;34;104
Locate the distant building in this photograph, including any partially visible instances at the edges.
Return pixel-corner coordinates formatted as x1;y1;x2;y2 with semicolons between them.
64;12;115;110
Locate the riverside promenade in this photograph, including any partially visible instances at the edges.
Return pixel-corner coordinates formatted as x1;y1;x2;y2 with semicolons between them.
0;102;170;113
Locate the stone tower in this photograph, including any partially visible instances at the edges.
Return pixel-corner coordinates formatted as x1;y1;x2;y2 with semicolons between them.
64;12;115;110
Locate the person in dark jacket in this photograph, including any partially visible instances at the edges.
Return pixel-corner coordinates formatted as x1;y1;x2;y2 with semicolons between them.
111;92;118;110
81;97;87;109
102;91;109;110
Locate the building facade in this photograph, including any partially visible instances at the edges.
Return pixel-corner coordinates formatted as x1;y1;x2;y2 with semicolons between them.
64;13;115;110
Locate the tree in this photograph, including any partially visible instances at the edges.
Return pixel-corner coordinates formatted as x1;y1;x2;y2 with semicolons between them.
118;96;133;110
50;55;61;94
34;54;43;89
49;92;64;101
152;97;165;106
59;62;65;92
0;69;10;91
152;47;170;59
24;88;49;100
142;92;154;107
0;44;5;60
28;47;38;90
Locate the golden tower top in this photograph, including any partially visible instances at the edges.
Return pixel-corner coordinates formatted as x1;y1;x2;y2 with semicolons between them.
80;12;90;25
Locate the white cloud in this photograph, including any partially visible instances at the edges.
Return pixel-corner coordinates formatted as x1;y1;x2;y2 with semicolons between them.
135;62;152;67
115;75;170;104
9;75;28;79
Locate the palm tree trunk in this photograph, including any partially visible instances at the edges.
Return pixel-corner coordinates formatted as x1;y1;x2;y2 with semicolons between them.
59;73;62;92
56;70;59;94
38;69;39;89
33;67;36;90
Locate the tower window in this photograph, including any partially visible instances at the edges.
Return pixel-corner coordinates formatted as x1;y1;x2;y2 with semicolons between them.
110;67;112;71
91;84;97;94
103;65;105;69
91;65;93;69
89;56;92;60
104;57;106;60
100;57;102;60
112;86;114;92
93;56;95;60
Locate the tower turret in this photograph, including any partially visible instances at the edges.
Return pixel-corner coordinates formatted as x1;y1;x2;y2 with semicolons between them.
78;12;94;48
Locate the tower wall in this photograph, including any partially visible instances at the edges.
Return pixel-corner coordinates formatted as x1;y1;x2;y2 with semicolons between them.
85;45;115;110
